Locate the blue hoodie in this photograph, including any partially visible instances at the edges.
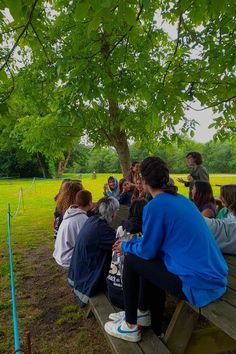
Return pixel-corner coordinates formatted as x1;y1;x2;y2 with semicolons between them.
121;193;228;307
104;176;119;197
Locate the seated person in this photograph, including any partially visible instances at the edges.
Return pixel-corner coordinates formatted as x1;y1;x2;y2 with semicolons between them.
117;179;133;207
204;217;236;255
192;180;216;218
126;162;141;189
103;176;119;197
131;178;145;204
68;197;119;307
217;184;236;221
53;190;93;268
107;199;148;309
54;180;83;238
104;156;227;343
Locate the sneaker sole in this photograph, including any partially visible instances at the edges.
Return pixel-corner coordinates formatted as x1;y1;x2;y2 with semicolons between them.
104;323;141;342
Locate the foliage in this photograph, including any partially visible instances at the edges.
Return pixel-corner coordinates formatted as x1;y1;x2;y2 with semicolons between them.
0;0;235;174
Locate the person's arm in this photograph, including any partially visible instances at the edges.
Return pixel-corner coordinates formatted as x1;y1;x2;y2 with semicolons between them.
120;204;165;259
202;208;215;218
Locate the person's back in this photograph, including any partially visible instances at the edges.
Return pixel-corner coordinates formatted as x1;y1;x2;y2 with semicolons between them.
123;184;227;307
68;197;119;307
204;217;236;255
53;207;88;267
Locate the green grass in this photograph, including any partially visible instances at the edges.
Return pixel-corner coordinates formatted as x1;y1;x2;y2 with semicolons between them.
1;173;236;353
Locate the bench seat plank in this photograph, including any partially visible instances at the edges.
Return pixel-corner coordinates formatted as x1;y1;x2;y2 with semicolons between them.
89;293;168;354
200;299;236;340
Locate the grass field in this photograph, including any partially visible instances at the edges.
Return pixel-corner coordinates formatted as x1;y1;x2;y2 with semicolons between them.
1;173;236;353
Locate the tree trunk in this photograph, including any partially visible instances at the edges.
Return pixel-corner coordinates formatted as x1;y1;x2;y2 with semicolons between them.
109;129;131;176
37;152;46;178
57;151;71;177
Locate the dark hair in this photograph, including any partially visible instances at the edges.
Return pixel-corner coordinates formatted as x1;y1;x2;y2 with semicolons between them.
193;181;215;210
141;157;177;195
75;190;92;207
220;184;236;215
186;152;202;165
131;161;139;167
108;176;115;183
122;198;147;234
118;178;127;194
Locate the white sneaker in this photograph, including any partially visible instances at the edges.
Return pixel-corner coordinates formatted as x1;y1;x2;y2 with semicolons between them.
108;309;151;327
104;319;141;342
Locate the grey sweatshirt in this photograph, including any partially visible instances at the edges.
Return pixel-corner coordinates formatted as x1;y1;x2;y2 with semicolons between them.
204;217;236;255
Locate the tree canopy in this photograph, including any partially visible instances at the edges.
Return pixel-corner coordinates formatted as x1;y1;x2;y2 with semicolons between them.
0;0;235;174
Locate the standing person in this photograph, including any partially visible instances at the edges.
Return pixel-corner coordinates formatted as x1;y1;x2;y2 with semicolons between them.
192;180;216;218
104;156;227;342
126;162;141;189
103;176;119;197
217;184;236;221
53;190;93;268
177;152;209;198
68;197;119;307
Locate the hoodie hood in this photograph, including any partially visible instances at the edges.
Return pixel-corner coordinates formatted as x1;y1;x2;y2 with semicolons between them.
63;206;87;220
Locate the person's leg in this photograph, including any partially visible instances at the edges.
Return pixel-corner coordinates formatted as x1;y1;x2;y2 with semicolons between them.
123;254;186;330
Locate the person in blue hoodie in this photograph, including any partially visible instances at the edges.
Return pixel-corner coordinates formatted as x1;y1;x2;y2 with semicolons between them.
68;196;119;307
104;156;228;343
103;176;119;197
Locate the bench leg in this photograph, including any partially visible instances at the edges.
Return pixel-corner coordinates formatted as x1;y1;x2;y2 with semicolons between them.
85;304;93;318
163;301;199;354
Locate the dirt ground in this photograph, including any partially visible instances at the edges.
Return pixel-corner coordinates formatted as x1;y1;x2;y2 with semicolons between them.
2;240;112;354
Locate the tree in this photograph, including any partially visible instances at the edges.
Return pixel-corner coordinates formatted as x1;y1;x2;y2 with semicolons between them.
0;0;235;175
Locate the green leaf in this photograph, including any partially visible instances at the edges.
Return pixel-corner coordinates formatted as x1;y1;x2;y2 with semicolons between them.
75;1;90;21
87;15;100;35
124;6;136;26
0;70;7;81
7;0;23;22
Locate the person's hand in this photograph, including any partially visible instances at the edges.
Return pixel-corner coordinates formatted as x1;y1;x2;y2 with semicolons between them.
187;175;193;182
177;177;185;183
103;183;109;192
112;240;124;255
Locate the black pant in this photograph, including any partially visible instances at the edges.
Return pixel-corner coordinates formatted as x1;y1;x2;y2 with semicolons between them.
123;254;187;335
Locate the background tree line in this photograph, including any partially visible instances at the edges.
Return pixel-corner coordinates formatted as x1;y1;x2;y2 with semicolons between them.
1;137;236;177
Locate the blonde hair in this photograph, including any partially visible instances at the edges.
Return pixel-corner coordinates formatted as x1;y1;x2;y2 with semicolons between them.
220;184;236;216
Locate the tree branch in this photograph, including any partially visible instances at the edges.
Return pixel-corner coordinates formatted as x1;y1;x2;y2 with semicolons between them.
30;22;51;64
0;0;38;72
185;95;236;111
0;25;25;36
0;65;15;103
162;12;183;86
106;3;144;60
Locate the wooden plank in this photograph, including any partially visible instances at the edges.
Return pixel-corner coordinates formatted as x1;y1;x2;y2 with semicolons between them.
139;329;171;354
222;288;236;307
225;255;236;267
89;293;143;354
200;299;236;340
89;293;170;354
163;301;199;354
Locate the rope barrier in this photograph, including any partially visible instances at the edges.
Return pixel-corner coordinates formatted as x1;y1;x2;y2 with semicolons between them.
7;204;21;352
10;189;24;218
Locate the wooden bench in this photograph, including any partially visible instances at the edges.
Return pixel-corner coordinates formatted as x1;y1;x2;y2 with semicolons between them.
88;255;236;354
163;255;236;354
